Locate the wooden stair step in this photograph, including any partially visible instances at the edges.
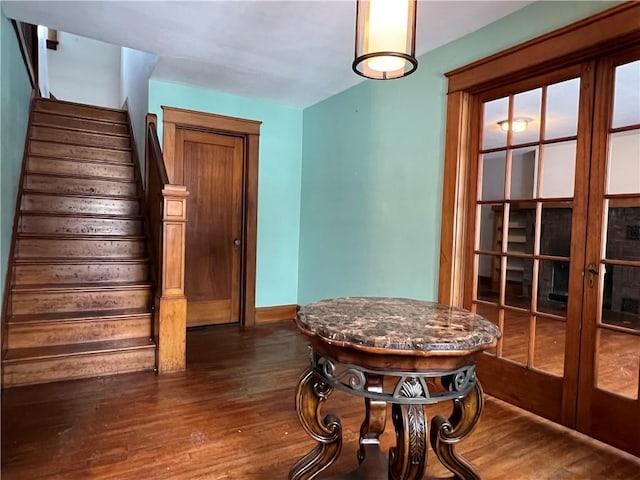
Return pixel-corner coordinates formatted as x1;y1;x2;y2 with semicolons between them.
34;98;128;124
32;111;129;136
6;309;152;349
31;125;131;150
4;337;155;362
25;173;138;197
29;140;132;164
21;192;141;216
11;282;153;315
15;235;147;259
14;258;150;284
19;212;144;236
2;337;155;387
28;156;134;179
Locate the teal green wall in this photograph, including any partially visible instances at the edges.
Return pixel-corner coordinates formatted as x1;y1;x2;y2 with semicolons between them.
298;1;618;304
1;14;32;301
148;80;302;307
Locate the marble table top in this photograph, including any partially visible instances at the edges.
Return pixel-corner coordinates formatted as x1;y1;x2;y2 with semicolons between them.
296;297;500;354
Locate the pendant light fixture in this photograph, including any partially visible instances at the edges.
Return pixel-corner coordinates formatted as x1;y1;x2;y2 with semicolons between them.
352;0;418;80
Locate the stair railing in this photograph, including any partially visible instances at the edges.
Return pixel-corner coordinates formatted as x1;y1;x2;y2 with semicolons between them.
145;114;189;373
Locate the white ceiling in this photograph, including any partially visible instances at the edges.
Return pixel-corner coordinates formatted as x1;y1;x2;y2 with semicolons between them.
3;0;534;108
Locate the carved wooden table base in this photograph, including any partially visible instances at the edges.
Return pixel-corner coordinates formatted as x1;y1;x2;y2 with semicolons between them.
290;298;499;480
289;351;484;480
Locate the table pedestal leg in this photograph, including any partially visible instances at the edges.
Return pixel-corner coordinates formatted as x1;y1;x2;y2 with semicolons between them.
289;369;342;480
429;381;483;480
389;377;427;480
358;374;386;464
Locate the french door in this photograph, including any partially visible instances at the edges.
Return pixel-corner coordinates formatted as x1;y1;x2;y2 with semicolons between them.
465;46;640;455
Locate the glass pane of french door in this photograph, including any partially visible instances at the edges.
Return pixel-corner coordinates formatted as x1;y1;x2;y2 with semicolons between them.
472;67;586;424
578;52;640;456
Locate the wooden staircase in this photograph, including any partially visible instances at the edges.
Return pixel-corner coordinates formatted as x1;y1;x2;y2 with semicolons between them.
2;98;156;387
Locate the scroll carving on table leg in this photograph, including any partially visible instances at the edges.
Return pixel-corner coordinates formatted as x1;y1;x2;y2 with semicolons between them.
358;374;386;464
429;381;484;480
388;377;427;480
289;369;342;480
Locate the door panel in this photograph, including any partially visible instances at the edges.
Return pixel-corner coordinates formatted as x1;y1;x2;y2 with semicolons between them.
471;65;590;426
577;51;640;456
473;48;640;455
177;129;244;326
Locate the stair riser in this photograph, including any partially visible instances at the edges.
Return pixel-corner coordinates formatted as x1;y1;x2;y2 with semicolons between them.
30;141;131;164
2;347;155;387
31;126;130;150
16;238;146;259
21;194;141;216
14;262;150;284
28;157;134;179
6;316;152;349
25;174;138;197
35;100;127;123
11;288;153;315
32;112;129;136
20;216;144;236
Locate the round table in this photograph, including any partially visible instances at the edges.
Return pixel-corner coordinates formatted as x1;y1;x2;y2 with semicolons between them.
288;297;500;480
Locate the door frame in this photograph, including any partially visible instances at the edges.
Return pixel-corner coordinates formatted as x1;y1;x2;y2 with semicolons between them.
162;106;261;327
438;0;640;443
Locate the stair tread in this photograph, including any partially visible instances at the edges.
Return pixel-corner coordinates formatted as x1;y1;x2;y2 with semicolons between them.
31;124;131;139
22;190;140;201
20;211;143;220
25;171;136;184
9;308;153;324
29;136;132;152
14;257;150;265
18;233;145;240
28;152;133;164
27;171;135;184
3;337;155;362
28;154;135;171
31;122;129;138
35;98;128;114
12;281;153;292
34;101;129;125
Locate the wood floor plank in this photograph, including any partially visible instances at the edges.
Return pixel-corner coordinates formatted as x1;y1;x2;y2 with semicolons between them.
2;323;638;479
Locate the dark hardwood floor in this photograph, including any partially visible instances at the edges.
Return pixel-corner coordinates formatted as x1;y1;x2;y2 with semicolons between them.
2;322;639;479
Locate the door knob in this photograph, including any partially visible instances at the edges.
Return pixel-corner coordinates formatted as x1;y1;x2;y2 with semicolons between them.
234;238;241;246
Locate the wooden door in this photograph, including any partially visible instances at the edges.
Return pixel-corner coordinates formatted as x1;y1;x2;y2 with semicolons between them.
467;64;592;425
467;49;640;455
576;49;640;456
175;128;244;326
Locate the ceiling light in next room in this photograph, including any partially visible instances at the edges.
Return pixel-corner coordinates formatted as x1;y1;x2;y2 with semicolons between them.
352;0;418;80
498;118;530;133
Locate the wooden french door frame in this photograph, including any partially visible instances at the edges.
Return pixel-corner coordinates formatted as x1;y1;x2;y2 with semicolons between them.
576;45;640;455
457;62;595;427
438;1;640;452
439;2;640;308
161;106;261;327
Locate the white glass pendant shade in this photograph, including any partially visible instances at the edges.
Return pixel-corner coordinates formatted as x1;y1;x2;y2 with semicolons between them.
353;0;418;80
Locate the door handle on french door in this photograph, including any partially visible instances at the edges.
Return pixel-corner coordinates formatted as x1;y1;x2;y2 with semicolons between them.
587;263;598;288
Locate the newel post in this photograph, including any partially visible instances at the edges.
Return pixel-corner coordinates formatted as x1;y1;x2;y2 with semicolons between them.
156;185;189;372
